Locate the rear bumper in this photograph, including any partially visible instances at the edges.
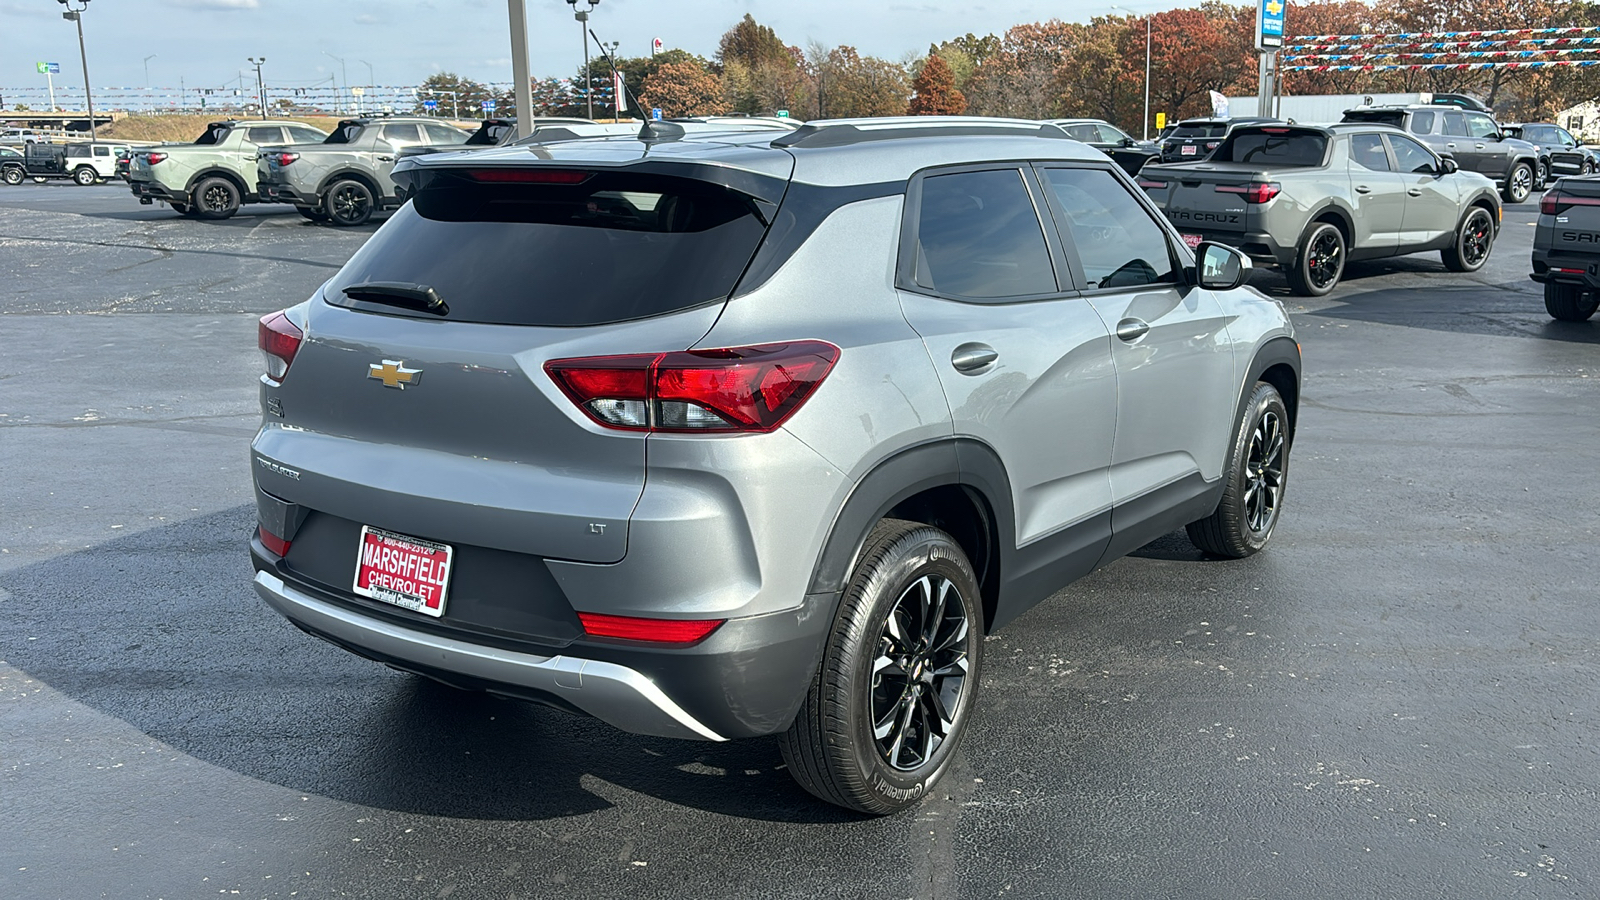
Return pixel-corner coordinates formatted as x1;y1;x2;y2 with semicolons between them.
257;180;316;206
1172;226;1292;268
1530;250;1600;288
130;179;188;204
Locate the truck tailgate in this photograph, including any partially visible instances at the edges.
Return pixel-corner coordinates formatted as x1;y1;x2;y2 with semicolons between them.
1140;163;1269;242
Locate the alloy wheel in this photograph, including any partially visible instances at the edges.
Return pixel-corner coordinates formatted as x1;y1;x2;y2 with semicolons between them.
1244;410;1285;534
1308;229;1343;290
870;573;971;772
1461;210;1493;267
1511;165;1533;201
203;183;233;212
331;185;370;224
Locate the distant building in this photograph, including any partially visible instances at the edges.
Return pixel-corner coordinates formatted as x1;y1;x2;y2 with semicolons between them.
1555;101;1600;143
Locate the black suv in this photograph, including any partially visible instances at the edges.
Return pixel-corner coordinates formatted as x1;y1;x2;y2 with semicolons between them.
1341;105;1541;203
1160;117;1279;163
1051;118;1161;174
1504;122;1598;184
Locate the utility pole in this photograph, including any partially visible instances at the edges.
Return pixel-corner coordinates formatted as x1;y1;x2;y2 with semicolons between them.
324;51;348;116
508;0;533;137
566;0;601;120
248;57;267;118
143;54;156;90
57;0;96;141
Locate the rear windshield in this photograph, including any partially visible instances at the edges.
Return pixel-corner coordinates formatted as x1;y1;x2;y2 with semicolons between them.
1214;131;1328;166
324;171;770;327
1172;123;1227;138
1343;110;1405;128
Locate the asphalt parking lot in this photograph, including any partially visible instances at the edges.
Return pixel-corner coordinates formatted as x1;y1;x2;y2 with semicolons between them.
2;184;1597;900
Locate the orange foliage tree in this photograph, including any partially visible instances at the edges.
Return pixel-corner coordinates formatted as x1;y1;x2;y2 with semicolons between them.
909;53;968;115
639;61;729;117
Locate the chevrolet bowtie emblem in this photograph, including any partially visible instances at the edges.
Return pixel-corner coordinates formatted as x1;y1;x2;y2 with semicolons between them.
368;359;422;389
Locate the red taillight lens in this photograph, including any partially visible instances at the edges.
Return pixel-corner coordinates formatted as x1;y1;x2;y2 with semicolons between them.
467;168;593;184
258;311;303;383
1216;182;1281;203
147;151;167;164
1137;178;1168;189
276;151;299;166
1542;191;1600;215
545;340;841;434
258;526;291;557
1205;141;1219;150
577;612;724;645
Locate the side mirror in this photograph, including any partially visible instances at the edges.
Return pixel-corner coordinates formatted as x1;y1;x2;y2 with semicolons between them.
1194;241;1252;291
1440;156;1459;174
1119;137;1135;147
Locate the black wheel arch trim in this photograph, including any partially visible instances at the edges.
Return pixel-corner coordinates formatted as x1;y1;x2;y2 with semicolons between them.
184;168;252;201
1300;201;1355;247
316;168;386;205
1240;336;1302;439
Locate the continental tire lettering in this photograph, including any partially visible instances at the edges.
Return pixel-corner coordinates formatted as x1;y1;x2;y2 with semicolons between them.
872;777;926;803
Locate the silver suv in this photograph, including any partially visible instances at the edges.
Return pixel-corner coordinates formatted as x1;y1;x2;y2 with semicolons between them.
249;117;1301;814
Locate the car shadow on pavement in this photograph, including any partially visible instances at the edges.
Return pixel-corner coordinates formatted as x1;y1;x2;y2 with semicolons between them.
0;505;859;825
1125;529;1220;562
1301;278;1600;345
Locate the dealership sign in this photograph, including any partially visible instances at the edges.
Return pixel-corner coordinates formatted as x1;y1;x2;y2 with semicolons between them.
1257;0;1286;50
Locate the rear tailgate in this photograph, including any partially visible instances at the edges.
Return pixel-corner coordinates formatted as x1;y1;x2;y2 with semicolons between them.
1140;162;1270;243
1539;175;1600;265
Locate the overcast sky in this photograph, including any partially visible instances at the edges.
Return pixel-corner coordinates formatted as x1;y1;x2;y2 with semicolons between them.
0;0;1183;92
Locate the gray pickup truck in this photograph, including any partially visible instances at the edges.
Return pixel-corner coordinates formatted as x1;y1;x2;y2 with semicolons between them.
255;116;470;225
128;120;328;219
1531;175;1600;321
1139;122;1502;295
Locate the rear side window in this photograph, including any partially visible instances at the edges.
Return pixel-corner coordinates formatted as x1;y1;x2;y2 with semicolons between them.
1042;167;1177;290
1410;110;1435;133
1215;130;1327;166
425;124;469;144
382;124;424;146
912;168;1057;299
286;126;326;143
1349;134;1391;171
246;127;284;144
324;171;771;327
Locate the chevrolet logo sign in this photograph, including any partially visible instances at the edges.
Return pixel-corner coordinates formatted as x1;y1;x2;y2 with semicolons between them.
368;360;422;389
1265;0;1282;13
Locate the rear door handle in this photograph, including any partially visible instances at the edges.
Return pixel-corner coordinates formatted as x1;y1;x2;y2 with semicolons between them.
1474;143;1486;150
1116;318;1150;342
378;155;395;162
950;342;998;374
1355;185;1372;194
1408;188;1423;197
1446;142;1457;148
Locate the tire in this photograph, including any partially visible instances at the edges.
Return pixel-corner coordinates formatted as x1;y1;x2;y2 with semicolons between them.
1441;205;1495;273
0;166;21;186
32;177;47;184
1286;221;1345;297
1502;161;1534;203
295;206;329;222
191;176;240;220
779;519;984;815
170;201;197;217
73;166;97;186
1544;282;1598;322
1536;158;1550;188
323;179;374;226
1585;160;1598;175
1188;382;1290;558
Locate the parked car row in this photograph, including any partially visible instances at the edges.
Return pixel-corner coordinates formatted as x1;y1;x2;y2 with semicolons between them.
1;141;129;185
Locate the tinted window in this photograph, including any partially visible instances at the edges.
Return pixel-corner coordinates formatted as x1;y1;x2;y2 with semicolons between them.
325;171;771;327
1173;123;1227;138
1060;123;1102;142
1349;134;1391;171
382;124;424;146
1464;113;1500;139
66;145;89;158
324;123;364;144
424;123;468;144
1409;110;1435;134
246;127;284;144
195;124;230;145
1097;124;1131;143
1216;130;1327;166
1388;135;1437;174
1441;111;1469;137
93;145;110;156
1043;167;1177;290
913;168;1057;299
286;126;327;143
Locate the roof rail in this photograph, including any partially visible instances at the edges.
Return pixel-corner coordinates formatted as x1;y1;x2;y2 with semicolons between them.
771;117;1070;149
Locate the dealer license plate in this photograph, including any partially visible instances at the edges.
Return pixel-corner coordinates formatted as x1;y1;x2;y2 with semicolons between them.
1181;233;1205;249
352;526;453;618
1181;144;1198;156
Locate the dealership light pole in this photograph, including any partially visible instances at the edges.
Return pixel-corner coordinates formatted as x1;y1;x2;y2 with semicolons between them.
143;54;156;89
565;0;601;120
57;0;96;141
1110;5;1152;140
508;0;533;136
323;50;348;115
247;57;267;118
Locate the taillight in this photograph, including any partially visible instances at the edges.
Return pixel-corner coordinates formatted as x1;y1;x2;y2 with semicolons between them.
1137;177;1168;190
1541;191;1600;215
545;340;840;434
1216;182;1281;203
276;151;299;166
146;151;167;164
577;612;724;645
258;311;303;383
258;526;291;557
1205;141;1219;150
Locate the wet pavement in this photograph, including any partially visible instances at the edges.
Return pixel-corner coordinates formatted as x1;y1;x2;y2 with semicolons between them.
2;184;1596;899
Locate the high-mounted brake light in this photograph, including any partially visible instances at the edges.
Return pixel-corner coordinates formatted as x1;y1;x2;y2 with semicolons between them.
578;612;725;644
467;168;593;184
1541;190;1600;215
546;341;841;434
146;151;167;165
258;526;291;557
1261;127;1291;134
275;151;299;167
1216;182;1282;203
258;311;303;383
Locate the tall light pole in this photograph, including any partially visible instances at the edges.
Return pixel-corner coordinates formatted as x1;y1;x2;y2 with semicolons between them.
323;50;348;115
1110;5;1152;140
143;54;156;90
358;59;375;90
247;57;267;118
565;0;601;120
56;0;96;141
508;0;533;136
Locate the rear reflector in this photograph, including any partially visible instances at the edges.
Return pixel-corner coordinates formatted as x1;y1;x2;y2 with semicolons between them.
467;168;593;184
546;340;841;434
258;311;303;383
1216;182;1282;203
578;612;725;645
258;526;291;557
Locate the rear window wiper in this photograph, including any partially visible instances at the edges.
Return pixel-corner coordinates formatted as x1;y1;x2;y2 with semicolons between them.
341;282;450;316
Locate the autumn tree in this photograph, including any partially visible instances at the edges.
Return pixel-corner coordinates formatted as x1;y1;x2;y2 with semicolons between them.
716;15;808;115
807;45;910;118
908;52;967;114
639;61;729;117
414;72;492;117
718;14;793;70
963;21;1080;118
1056;16;1140;126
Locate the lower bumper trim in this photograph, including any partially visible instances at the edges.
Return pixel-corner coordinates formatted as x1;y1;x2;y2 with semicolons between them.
252;570;726;742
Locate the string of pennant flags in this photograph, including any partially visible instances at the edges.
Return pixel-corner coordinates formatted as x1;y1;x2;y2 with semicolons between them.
1285;36;1600;54
1282;59;1600;72
1286;26;1600;45
1281;25;1600;73
1286;48;1600;62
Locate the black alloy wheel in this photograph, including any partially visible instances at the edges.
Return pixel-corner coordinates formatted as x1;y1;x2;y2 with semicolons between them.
780;519;983;815
1188;381;1291;557
1537;158;1551;187
192;177;240;220
1288;222;1345;296
1442;206;1495;272
324;180;374;226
